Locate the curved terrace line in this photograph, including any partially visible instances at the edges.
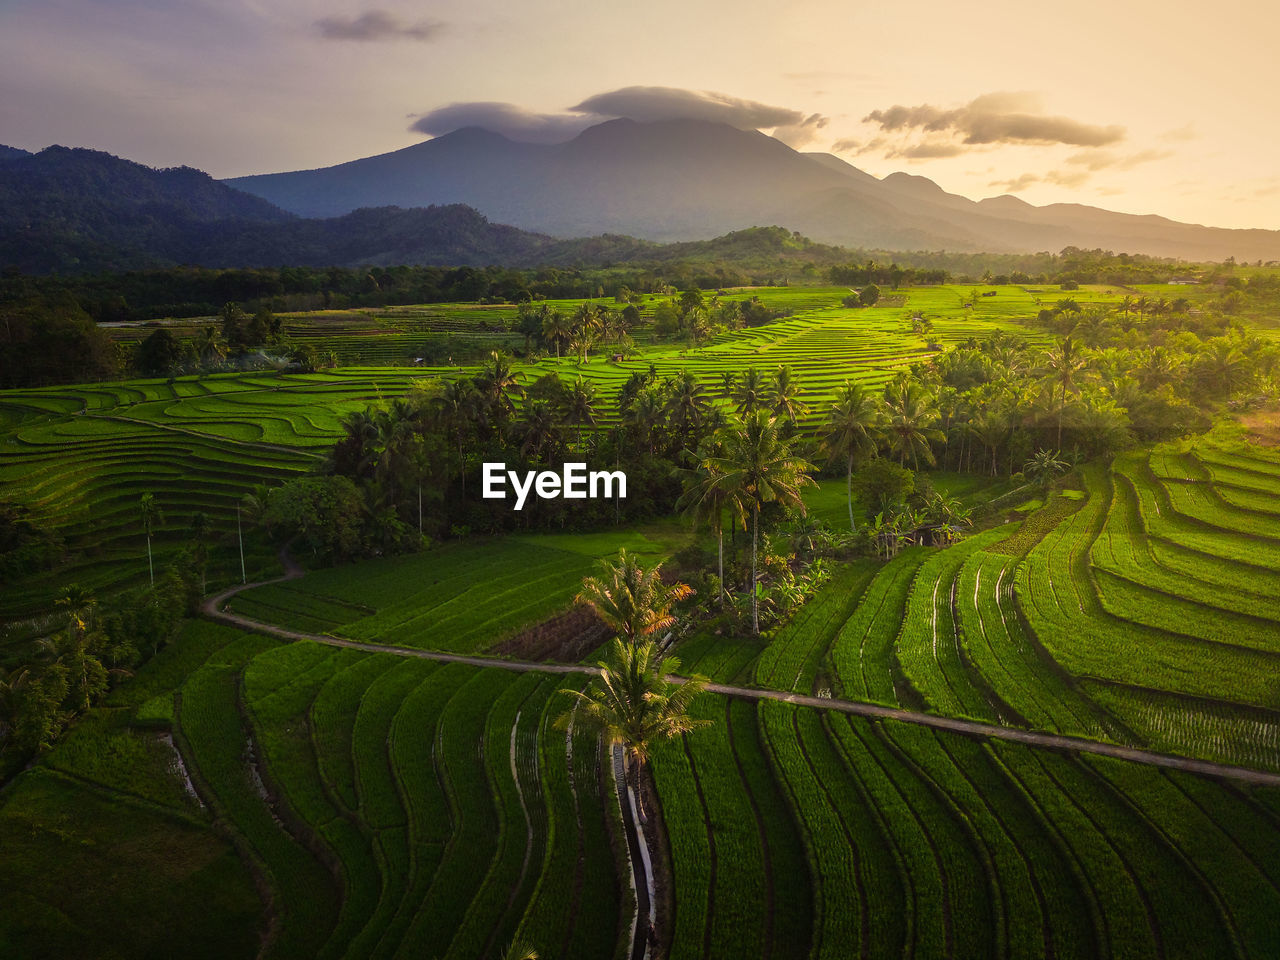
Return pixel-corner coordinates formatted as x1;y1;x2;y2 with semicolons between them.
202;557;1280;789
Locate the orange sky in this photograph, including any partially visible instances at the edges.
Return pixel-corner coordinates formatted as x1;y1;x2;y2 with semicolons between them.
1;0;1276;230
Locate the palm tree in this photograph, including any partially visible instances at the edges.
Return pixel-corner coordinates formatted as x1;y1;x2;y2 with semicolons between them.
1041;336;1087;448
821;381;883;531
477;351;524;420
882;380;944;470
562;376;599;450
515;400;562;461
770;365;809;425
56;584;96;635
438;378;480;495
719;371;738;399
557;638;708;820
577;549;694;645
541;309;571;359
731;367;769;415
1024;448;1070;488
571;302;601;363
679;444;747;604
622;385;663;455
665;371;713;447
138;493;163;589
197;326;225;367
700;411;815;634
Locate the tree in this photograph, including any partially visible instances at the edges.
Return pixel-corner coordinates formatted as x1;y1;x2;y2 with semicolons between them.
679;441;747;604
665;371;713;449
821;381;883;531
476;351;524;424
731;367;769;415
853;459;914;523
882;380;944;470
557;638;708;821
859;284;881;306
700;411;815;634
576;549;694;645
137;329;183;376
541;309;571;358
1024;449;1070;488
138;493;163;589
770;365;809;425
1041;336;1087;448
563;376;599;450
514;400;563;461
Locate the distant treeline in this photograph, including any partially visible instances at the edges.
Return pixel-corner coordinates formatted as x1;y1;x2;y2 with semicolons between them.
0;243;1230;327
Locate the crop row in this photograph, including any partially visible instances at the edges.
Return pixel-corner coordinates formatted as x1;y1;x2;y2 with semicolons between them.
656;691;1280;959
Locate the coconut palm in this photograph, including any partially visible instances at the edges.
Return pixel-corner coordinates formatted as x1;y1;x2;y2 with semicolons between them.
571;302;601;363
731;367;769;415
665;371;713;447
557;637;708;819
563;376;599;450
541;309;571;359
679;442;747;604
700;411;815;634
197;326;225;367
770;365;809;425
1040;336;1087;448
882;380;944;470
577;549;694;645
821;381;883;531
514;400;562;461
476;351;524;420
437;378;481;494
622;385;664;455
138;493;163;589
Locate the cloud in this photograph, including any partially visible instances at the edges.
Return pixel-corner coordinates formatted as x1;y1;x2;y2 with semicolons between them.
1160;124;1197;142
409;102;597;143
1044;169;1090;189
569;86;819;130
988;168;1092;192
864;91;1124;148
989;173;1041;193
1065;148;1171;171
314;10;444;42
410;86;829;145
771;113;829;148
889;140;965;160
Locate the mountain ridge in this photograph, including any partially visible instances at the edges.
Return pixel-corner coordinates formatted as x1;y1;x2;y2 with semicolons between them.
225;118;1280;262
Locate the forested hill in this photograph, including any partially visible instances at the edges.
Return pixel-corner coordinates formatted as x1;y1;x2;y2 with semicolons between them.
0;147;568;274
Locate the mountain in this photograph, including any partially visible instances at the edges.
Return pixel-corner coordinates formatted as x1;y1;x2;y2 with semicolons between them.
0;145;32;162
0;147;559;273
0;146;294;272
227;118;1280;262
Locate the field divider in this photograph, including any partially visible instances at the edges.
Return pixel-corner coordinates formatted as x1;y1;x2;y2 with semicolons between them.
203;556;1280;788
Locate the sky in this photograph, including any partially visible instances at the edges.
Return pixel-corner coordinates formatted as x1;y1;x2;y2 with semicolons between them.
2;0;1278;230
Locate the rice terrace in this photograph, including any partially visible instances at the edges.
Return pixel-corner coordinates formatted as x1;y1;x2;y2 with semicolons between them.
6;5;1280;956
6;258;1280;960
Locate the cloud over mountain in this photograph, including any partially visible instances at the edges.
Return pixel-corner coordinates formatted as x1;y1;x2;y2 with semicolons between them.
410;86;828;145
314;10;444;42
864;92;1125;148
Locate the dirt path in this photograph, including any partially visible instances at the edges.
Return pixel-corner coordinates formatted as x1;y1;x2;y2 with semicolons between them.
202;560;1280;789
